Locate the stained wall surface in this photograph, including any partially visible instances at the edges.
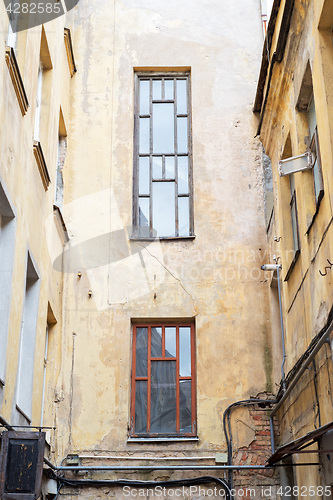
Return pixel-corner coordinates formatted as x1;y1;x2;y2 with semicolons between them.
50;0;275;495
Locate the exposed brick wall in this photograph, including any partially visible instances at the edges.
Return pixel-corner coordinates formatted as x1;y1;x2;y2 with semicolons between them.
232;405;280;499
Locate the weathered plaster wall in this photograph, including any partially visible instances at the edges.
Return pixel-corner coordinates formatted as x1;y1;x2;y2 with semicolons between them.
258;0;333;492
48;0;276;497
0;3;72;432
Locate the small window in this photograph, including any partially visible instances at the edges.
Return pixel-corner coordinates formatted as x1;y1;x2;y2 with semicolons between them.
16;253;40;422
296;63;324;209
0;183;16;387
308;96;324;204
133;73;193;239
131;324;196;437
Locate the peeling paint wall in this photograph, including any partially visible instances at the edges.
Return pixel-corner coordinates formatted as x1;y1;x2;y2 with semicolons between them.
45;0;278;497
258;0;333;492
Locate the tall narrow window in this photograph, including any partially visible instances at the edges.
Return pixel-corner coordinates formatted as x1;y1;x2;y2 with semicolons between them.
289;173;300;255
0;183;16;388
34;60;43;142
282;136;300;257
307;95;324;204
55;109;67;210
133;73;193;238
296;63;324;209
131;324;196;437
16;253;40;422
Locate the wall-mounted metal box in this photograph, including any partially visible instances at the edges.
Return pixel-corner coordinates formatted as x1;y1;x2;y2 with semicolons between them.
0;431;45;500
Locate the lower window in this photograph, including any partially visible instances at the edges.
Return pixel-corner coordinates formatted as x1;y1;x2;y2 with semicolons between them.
130;324;196;437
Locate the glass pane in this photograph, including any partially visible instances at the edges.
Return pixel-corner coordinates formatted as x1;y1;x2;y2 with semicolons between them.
139;157;149;195
139;198;149;228
153;103;174;154
139;118;150;154
139;80;150;115
290;198;299;252
152;157;162;179
179;327;191;376
308;97;317;138
136;327;148;377
178;157;189;194
179;380;192;433
153;80;162;100
177;117;188;153
165;157;175;179
151;327;162;358
165;327;176;357
177;79;187;114
151;361;176;433
152;182;175;237
135;380;147;434
178;197;190;236
313;159;322;202
165;80;174;100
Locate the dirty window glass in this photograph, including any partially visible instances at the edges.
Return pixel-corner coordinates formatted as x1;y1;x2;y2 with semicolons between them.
131;325;195;437
134;74;192;238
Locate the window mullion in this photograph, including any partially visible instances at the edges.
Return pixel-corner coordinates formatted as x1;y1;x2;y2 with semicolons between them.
174;78;179;236
191;324;196;434
162;326;165;358
176;326;180;433
131;327;137;434
147;325;152;433
149;79;153;237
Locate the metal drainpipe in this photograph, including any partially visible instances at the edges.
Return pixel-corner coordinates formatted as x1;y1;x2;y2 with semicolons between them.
276;265;287;392
55;465;273;471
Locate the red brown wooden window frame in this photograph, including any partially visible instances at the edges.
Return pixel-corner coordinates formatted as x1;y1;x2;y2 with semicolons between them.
130;323;196;437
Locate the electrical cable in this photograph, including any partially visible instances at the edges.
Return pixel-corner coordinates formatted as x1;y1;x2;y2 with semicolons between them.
223;398;276;495
55;475;232;499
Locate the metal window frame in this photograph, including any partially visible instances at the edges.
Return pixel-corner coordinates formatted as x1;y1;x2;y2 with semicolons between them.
289;190;300;253
132;72;194;239
310;127;324;205
0;431;45;500
130;323;196;438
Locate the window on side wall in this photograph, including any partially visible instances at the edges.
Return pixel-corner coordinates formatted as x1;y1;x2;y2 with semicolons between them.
133;72;193;239
307;95;324;205
295;63;324;213
130;324;196;438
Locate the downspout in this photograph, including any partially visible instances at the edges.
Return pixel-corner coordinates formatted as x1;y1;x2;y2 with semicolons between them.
276;265;287;391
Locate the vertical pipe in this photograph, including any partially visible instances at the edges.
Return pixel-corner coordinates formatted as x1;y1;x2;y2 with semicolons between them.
276;266;286;391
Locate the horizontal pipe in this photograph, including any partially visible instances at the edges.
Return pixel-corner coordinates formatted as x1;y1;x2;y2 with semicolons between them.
54;464;318;471
78;455;216;461
57;465;271;471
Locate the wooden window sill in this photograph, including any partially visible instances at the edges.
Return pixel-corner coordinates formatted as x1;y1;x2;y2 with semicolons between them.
284;249;300;282
128;437;199;443
33;141;51;191
5;46;29;116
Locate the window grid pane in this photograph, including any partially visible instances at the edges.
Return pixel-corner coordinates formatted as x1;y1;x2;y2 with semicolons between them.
135;75;192;238
132;325;195;436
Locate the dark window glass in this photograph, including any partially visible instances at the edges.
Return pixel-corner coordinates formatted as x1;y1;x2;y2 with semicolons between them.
131;324;195;436
134;74;193;238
